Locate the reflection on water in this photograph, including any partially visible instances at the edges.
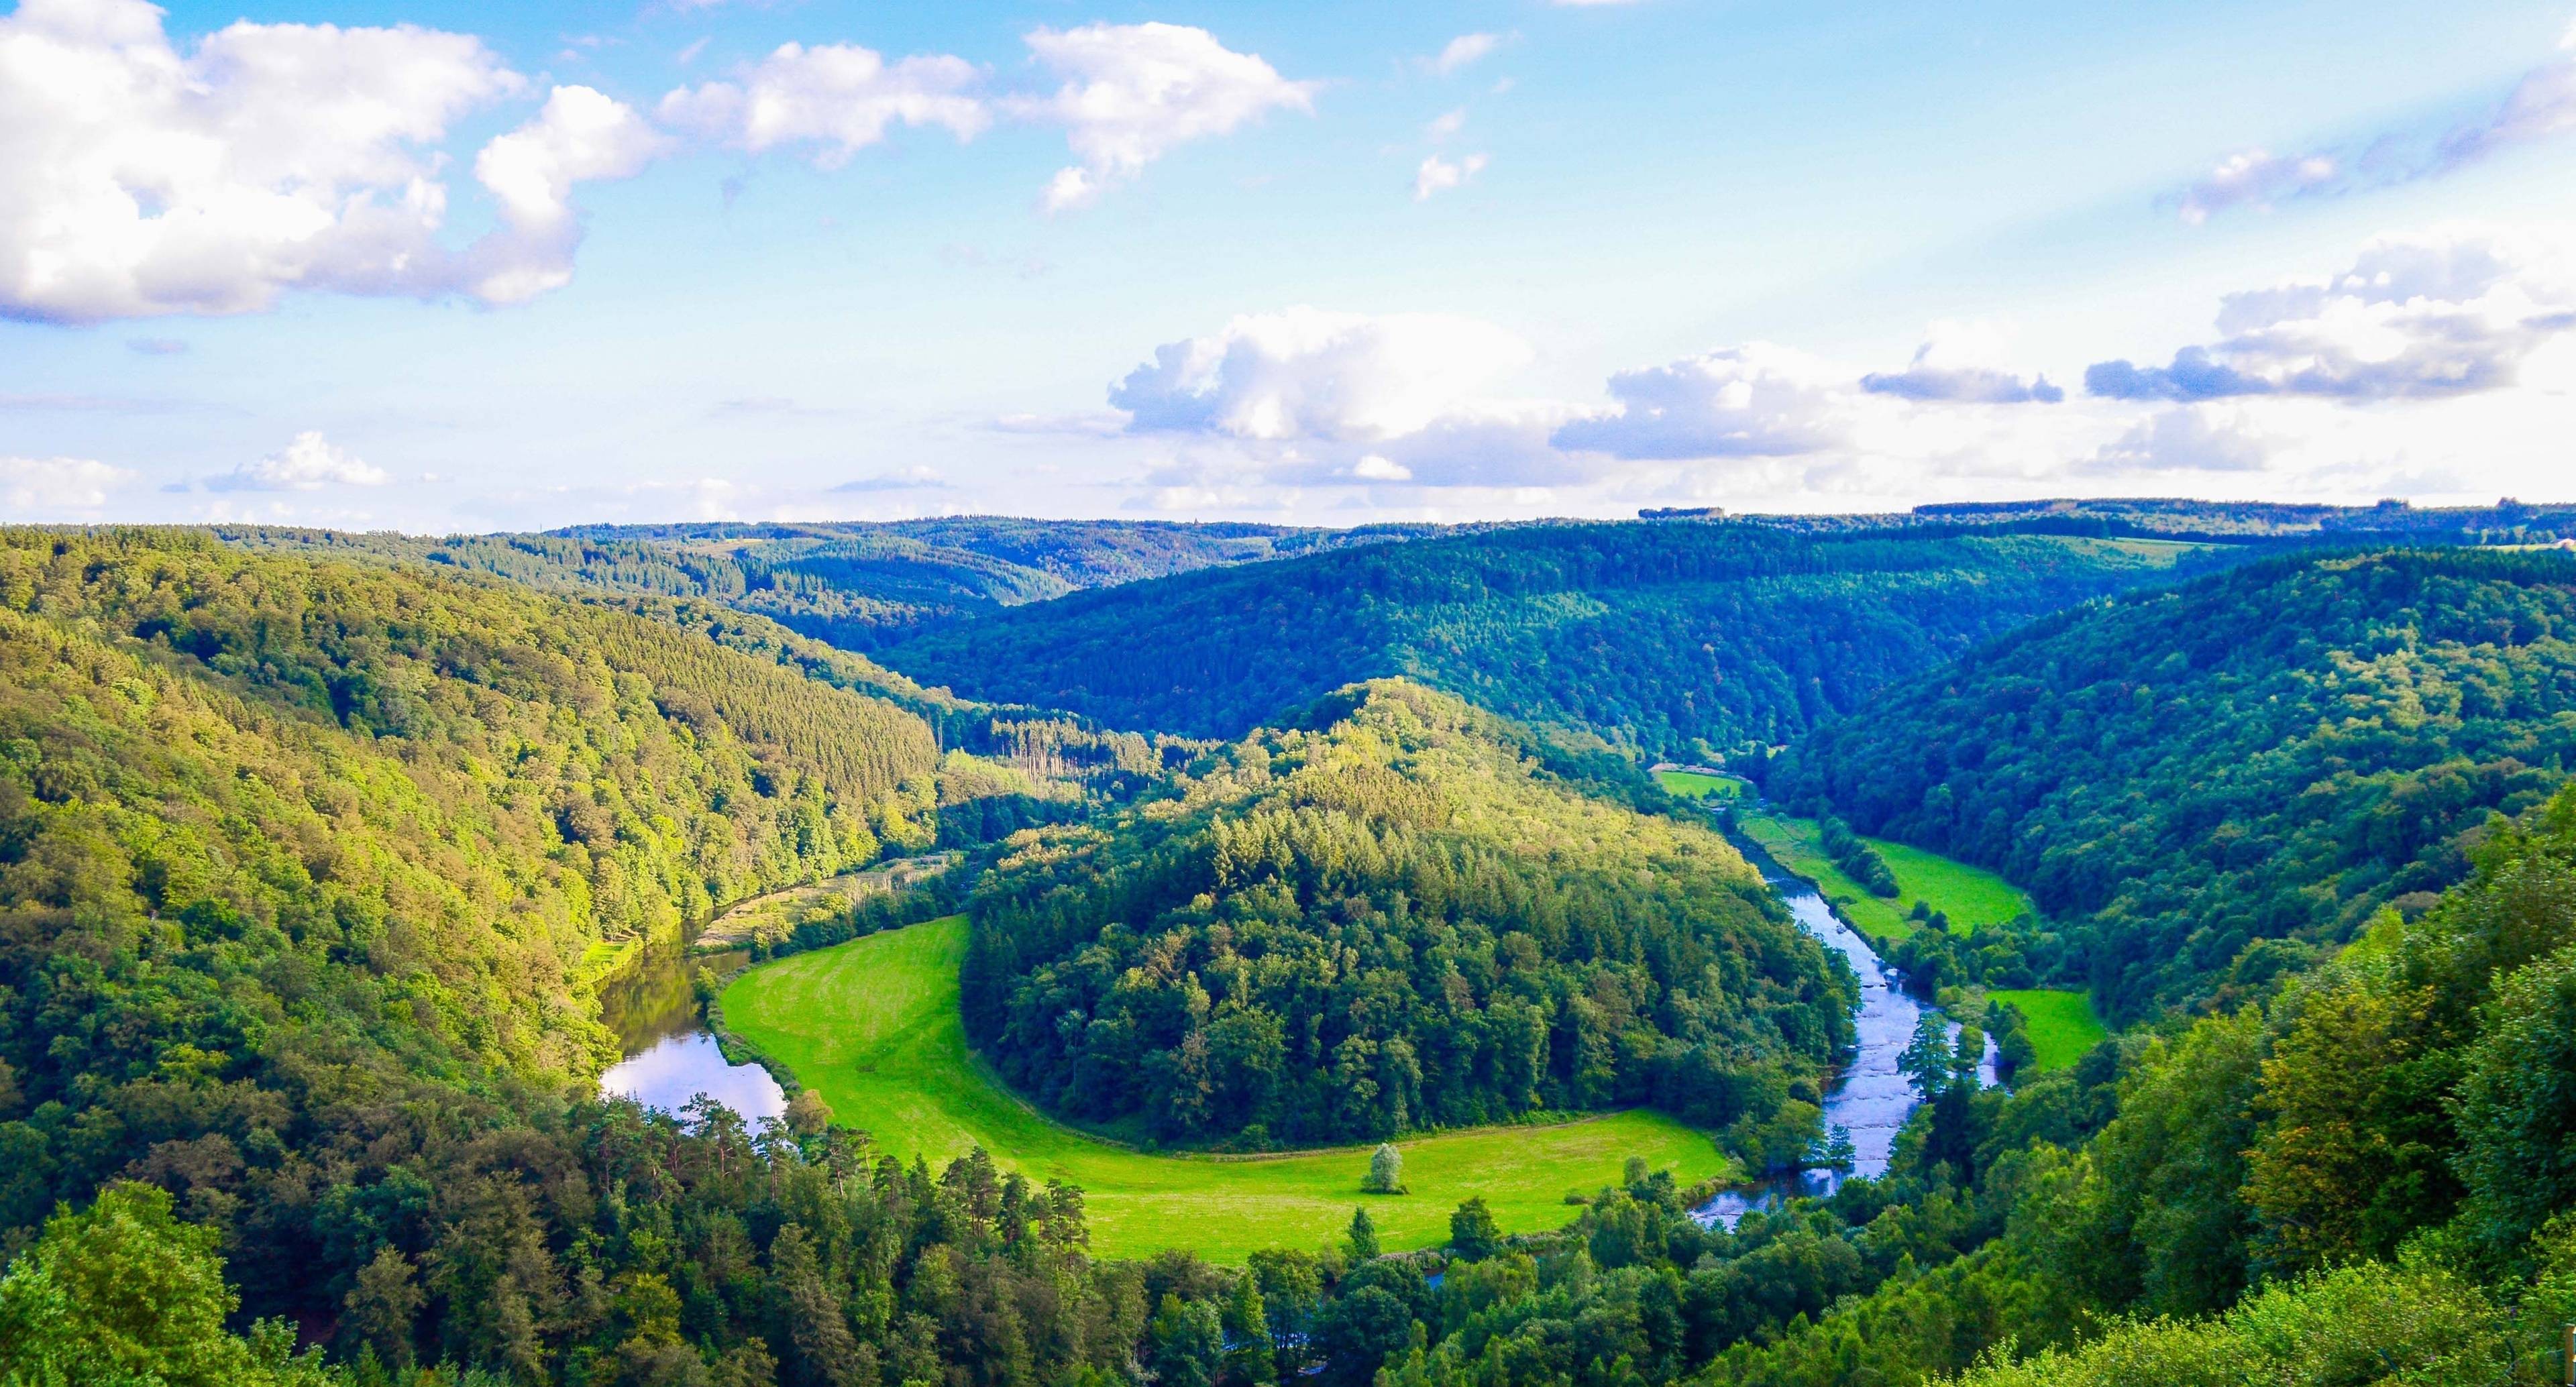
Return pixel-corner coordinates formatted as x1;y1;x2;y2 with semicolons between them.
594;943;782;1122
601;1030;785;1123
1695;833;1997;1229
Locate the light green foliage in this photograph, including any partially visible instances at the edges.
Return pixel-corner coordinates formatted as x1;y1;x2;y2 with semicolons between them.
0;1183;328;1387
720;915;1733;1261
1654;769;1740;799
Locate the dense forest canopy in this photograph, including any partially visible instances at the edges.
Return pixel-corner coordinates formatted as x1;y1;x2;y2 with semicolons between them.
1765;547;2576;1021
219;517;1437;651
878;524;2232;760
962;681;1855;1156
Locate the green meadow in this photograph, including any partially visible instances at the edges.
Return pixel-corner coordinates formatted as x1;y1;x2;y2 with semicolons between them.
1736;810;2036;944
721;916;1734;1262
1987;989;2111;1070
1654;768;1744;799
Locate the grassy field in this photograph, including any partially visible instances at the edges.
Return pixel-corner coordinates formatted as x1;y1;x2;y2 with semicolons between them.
1988;989;2110;1070
1735;810;2035;944
1654;769;1743;799
722;916;1733;1262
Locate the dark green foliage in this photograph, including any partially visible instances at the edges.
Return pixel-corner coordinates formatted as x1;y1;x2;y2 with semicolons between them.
881;522;2227;758
1768;547;2576;1019
1817;816;1898;896
960;682;1854;1150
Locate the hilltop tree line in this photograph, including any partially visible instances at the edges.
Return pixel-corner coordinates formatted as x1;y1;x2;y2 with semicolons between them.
881;522;2234;761
961;683;1856;1158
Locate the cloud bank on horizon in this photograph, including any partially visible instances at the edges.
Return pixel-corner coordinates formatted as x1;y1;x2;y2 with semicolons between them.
1;0;2572;530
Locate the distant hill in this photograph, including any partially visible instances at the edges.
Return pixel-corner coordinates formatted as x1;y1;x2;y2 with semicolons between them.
1763;546;2576;1020
875;520;2237;759
219;516;1443;649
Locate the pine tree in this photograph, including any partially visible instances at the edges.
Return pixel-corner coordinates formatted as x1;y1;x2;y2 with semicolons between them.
1345;1207;1381;1261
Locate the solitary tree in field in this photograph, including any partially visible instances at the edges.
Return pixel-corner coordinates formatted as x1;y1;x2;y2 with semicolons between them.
1363;1142;1407;1194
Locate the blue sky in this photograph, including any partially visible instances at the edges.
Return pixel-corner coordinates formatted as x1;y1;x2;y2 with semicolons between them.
2;0;2572;531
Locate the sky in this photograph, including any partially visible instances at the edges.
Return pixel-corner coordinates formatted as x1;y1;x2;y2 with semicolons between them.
2;0;2573;533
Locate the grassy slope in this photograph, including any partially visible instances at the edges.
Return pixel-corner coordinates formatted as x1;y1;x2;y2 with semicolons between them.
724;916;1732;1262
1737;809;2036;944
1986;989;2110;1070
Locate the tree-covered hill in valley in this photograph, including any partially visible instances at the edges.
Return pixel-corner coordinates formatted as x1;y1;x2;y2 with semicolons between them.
221;516;1440;651
877;522;2228;759
962;680;1856;1159
1764;547;2576;1021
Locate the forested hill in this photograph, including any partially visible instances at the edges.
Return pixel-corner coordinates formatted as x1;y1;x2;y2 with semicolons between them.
961;680;1856;1158
878;522;2226;759
1764;546;2576;1021
0;527;949;1218
220;516;1439;650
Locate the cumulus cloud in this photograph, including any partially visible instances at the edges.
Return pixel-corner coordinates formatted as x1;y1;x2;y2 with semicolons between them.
0;0;654;321
2086;224;2575;401
470;86;667;302
1111;307;1532;441
1414;152;1489;200
1860;323;2063;402
1016;23;1318;211
207;432;390;492
2167;21;2576;223
657;42;986;164
1;455;131;511
2085;404;2274;473
1428;32;1507;75
1550;343;1851;459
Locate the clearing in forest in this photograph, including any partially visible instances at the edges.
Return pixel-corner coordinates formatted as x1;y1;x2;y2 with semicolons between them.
1986;989;2110;1070
722;916;1731;1262
1736;810;2035;943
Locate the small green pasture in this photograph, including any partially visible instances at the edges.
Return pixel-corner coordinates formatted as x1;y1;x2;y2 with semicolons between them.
1988;989;2110;1071
1654;769;1743;800
1736;810;2035;944
722;916;1732;1262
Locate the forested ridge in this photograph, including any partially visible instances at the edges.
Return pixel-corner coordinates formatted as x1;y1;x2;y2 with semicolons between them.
962;681;1856;1156
1764;547;2576;1021
220;517;1434;651
879;523;2226;760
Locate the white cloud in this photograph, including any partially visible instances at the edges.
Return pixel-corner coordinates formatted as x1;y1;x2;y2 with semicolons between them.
1415;152;1489;200
1352;454;1411;481
2171;149;2339;225
1;455;131;512
1426;108;1468;142
1428;33;1505;76
1016;23;1318;211
1551;343;1852;459
0;0;659;321
1111;307;1532;441
657;42;986;165
208;431;390;492
2086;404;2274;473
470;86;667;303
1861;321;2063;402
2087;223;2576;401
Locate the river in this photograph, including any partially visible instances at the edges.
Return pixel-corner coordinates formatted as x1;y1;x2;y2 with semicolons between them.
595;942;785;1123
1693;829;1997;1228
